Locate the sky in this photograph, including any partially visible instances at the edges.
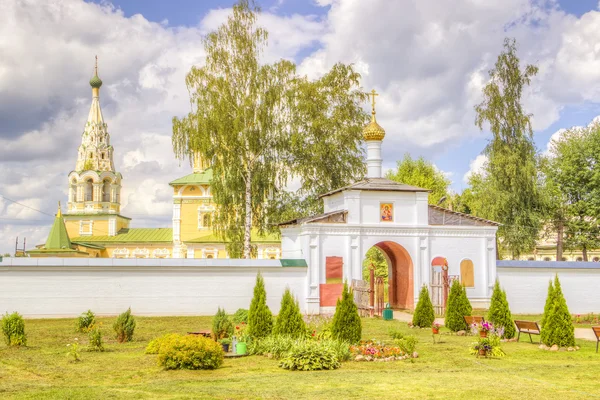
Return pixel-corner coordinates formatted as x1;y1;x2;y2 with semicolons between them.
2;0;600;255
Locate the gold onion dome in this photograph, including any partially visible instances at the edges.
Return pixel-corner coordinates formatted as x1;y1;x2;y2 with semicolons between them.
363;89;385;141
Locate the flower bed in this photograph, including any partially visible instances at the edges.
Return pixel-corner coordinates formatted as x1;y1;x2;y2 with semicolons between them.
350;340;412;361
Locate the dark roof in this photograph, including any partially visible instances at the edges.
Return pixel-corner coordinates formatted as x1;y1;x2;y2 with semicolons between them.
428;205;500;227
319;178;430;198
278;210;347;226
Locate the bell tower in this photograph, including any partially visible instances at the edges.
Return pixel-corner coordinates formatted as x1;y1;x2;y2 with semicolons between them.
63;57;130;238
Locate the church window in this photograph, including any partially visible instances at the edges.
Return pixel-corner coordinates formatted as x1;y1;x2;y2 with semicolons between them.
203;213;212;228
543;257;551;261
576;257;583;262
79;220;93;236
206;254;214;259
89;152;93;158
527;257;535;261
102;180;111;202
459;259;474;288
85;179;93;201
593;257;600;262
101;153;104;160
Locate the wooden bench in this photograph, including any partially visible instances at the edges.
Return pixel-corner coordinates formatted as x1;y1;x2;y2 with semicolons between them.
515;320;541;343
464;315;484;327
593;327;600;353
187;329;212;338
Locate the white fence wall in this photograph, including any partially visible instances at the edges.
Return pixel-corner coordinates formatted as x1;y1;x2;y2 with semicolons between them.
0;258;307;318
497;261;600;314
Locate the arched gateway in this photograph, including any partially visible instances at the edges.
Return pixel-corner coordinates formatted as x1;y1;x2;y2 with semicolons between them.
279;91;500;314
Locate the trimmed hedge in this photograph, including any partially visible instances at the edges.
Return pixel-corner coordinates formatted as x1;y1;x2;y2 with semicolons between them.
157;334;224;370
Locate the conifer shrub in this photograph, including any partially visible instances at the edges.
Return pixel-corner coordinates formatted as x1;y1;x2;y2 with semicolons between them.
232;308;249;324
487;280;515;338
412;285;435;328
157;334;224;370
1;312;27;346
212;307;234;340
76;310;96;332
113;308;136;343
273;288;306;338
445;279;472;332
88;325;104;352
331;282;362;344
248;273;273;339
540;279;555;328
541;275;575;347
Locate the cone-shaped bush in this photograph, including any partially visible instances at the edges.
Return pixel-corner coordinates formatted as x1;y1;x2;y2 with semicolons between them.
487;280;515;338
412;285;435;328
113;308;136;343
445;279;472;332
542;275;575;347
273;288;306;338
248;273;273;339
540;279;555;328
212;307;234;340
331;282;361;344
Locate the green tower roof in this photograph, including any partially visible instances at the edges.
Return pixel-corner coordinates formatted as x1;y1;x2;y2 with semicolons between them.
44;205;72;250
90;75;102;89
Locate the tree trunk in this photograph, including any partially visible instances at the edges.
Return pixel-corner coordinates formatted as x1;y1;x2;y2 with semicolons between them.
556;221;563;261
243;169;252;259
583;245;588;262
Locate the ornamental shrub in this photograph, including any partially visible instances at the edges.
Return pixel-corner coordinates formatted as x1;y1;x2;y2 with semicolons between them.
1;312;27;346
157;334;224;370
395;335;417;355
212;307;234;340
273;288;306;338
540;279;555;328
248;273;273;339
331;282;362;344
445;279;472;332
412;285;435;328
146;333;181;354
279;340;341;371
487;280;515;339
249;335;297;358
541;275;575;347
76;310;96;332
88;325;105;352
113;308;136;343
232;308;249;324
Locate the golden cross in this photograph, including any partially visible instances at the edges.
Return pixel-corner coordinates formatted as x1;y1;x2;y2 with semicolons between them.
94;55;98;75
368;89;379;115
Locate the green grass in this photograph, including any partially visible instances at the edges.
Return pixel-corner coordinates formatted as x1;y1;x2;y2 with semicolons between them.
1;316;600;399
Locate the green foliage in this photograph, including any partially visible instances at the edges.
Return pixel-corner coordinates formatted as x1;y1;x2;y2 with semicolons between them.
445;280;472;332
541;279;555;329
249;335;297;358
331;282;362;344
541;275;575;347
88;325;104;352
362;247;388;286
113;308;136;343
395;335;417;355
273;288;306;338
279;341;341;371
232;308;249;324
388;328;404;340
248;273;273;339
471;38;542;258
212;307;234;340
470;333;505;357
76;310;96;333
1;312;27;346
386;153;451;205
487;280;515;339
171;0;368;257
157;334;224;370
66;340;81;362
145;333;181;355
412;285;436;328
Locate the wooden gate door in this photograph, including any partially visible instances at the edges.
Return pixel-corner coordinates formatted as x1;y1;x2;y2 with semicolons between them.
431;266;444;315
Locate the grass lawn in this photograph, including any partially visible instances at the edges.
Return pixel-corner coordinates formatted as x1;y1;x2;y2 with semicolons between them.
1;316;600;399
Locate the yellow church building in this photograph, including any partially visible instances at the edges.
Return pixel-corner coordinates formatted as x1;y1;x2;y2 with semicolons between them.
28;60;280;259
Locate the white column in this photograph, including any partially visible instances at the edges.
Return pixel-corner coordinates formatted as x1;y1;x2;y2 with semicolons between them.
307;234;320;314
366;140;383;178
173;203;181;242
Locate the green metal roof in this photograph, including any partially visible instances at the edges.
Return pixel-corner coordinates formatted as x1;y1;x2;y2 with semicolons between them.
280;259;307;267
185;230;280;244
169;168;213;186
45;212;72;250
71;228;172;243
26;248;88;256
75;242;106;250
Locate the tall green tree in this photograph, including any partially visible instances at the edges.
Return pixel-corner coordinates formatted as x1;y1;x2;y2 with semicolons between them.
331;282;362;344
386;154;451;206
248;273;273;339
273;288;306;338
445;279;472;332
472;38;543;259
487;280;515;339
412;286;435;328
362;247;388;283
172;0;368;257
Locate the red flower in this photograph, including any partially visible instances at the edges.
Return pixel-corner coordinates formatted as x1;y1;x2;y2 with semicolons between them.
236;326;240;330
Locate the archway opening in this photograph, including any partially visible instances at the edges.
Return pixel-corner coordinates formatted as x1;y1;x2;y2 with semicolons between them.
363;241;414;310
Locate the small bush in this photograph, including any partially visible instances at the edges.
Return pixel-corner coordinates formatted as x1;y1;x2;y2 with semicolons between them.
249;335;297;359
88;325;104;352
388;328;404;340
76;310;96;332
113;308;136;343
248;273;273;339
157;334;224;370
279;340;341;371
273;288;306;338
212;307;234;340
395;335;417;355
232;308;249;324
412;285;435;328
487;280;515;339
1;312;27;346
445;280;472;332
146;333;181;355
542;275;575;347
331;282;362;344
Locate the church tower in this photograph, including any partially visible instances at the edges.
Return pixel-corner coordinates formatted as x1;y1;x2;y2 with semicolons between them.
63;57;130;238
363;89;386;178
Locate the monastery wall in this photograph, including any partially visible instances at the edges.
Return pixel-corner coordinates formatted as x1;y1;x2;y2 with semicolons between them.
0;258;306;318
497;260;600;314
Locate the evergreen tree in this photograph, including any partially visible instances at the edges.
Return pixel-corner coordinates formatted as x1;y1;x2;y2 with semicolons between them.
212;307;234;340
542;275;575;347
273;288;306;338
248;273;273;338
487;280;515;338
445;279;472;332
412;285;435;328
540;279;555;328
331;282;362;344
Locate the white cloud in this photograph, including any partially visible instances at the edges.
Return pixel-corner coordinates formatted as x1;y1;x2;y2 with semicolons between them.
463;154;488;183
